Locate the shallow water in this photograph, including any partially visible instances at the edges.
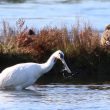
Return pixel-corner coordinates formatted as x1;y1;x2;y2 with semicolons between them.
0;85;110;110
0;0;110;31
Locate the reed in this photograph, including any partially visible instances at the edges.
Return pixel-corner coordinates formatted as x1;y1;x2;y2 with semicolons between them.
0;19;110;84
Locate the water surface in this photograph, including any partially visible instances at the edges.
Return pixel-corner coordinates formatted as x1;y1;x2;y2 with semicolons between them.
0;85;110;110
0;0;110;31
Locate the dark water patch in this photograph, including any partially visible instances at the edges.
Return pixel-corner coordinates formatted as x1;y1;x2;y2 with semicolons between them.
87;85;110;90
0;0;26;3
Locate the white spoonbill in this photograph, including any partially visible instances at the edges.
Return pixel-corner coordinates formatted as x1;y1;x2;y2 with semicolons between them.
0;50;71;90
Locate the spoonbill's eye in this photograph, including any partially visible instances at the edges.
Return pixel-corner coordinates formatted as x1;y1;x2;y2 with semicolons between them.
59;53;64;59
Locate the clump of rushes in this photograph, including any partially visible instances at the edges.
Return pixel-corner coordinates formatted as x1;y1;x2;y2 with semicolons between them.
0;19;100;58
71;23;100;54
0;19;25;54
1;19;110;84
16;25;72;62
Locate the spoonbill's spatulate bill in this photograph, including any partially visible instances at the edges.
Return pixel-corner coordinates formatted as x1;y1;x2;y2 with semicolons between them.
0;50;71;90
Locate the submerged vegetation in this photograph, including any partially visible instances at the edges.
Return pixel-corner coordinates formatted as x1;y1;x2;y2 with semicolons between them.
0;19;110;84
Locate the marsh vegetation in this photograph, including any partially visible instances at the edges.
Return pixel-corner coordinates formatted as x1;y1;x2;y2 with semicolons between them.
0;19;110;84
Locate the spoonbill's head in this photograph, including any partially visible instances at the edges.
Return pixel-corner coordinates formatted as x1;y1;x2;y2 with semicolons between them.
54;50;71;73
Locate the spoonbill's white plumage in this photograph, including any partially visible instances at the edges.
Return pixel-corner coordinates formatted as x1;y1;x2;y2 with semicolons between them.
0;50;71;90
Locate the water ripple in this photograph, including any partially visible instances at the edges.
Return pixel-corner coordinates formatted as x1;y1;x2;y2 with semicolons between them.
0;85;110;110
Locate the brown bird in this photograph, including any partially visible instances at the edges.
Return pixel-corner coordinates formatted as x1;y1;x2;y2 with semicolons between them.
101;24;110;46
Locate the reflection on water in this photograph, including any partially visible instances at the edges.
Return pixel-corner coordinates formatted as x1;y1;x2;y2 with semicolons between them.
0;85;110;110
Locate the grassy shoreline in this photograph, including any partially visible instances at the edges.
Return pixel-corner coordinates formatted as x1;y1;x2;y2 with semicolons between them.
0;20;110;84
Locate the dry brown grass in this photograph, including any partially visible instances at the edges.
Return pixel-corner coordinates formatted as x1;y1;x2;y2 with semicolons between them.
0;19;101;60
1;20;110;83
70;23;100;54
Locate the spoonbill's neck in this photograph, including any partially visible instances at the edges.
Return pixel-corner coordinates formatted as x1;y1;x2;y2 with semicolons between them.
42;54;56;74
